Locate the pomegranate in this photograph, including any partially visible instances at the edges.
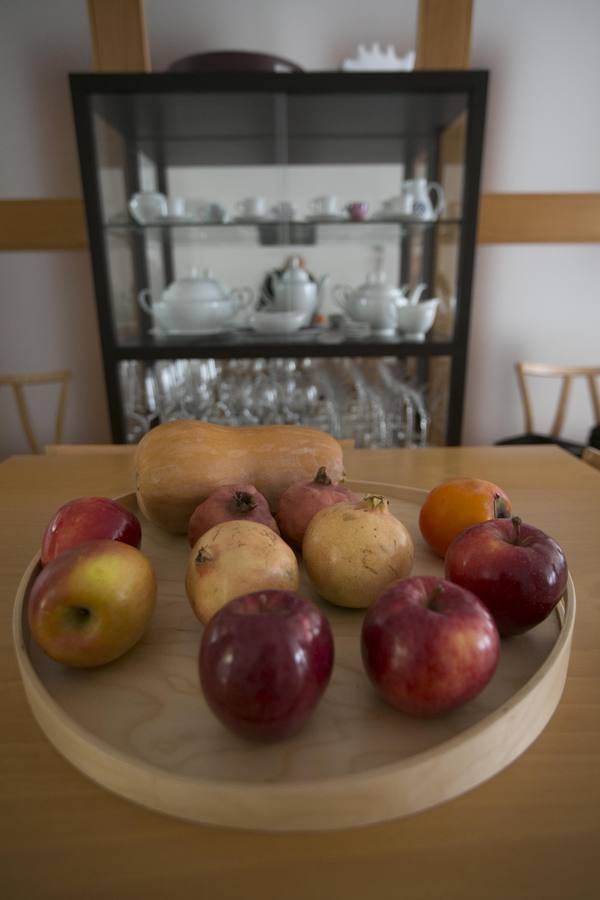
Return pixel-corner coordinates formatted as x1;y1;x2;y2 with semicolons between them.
277;467;358;548
187;484;278;547
302;494;415;608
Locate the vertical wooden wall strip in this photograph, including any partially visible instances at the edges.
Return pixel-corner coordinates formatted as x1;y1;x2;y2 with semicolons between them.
87;0;151;72
414;0;473;442
416;0;473;69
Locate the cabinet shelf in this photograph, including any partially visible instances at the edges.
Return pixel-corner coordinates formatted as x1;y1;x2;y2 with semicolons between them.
105;217;462;247
115;333;455;361
70;70;488;445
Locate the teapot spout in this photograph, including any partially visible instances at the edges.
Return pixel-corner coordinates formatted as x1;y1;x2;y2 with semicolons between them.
332;284;352;315
316;273;331;311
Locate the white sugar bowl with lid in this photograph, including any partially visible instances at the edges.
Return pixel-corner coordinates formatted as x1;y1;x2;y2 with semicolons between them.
263;256;330;326
138;268;254;334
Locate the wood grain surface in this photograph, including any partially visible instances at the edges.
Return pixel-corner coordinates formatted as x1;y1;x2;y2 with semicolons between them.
87;0;150;72
1;445;599;899
0;199;87;251
478;192;600;244
12;486;573;831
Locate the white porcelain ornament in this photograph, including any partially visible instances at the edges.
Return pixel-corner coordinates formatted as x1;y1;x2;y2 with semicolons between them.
341;43;415;72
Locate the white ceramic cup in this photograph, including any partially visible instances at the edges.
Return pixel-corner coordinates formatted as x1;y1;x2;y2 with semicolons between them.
236;196;267;218
186;199;226;223
382;195;407;216
167;196;187;218
270;200;296;220
310;194;339;216
128;191;168;224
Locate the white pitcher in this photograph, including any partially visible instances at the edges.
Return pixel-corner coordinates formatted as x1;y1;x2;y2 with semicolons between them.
402;178;445;220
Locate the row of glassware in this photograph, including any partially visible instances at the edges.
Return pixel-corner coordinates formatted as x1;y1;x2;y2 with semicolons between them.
119;357;431;448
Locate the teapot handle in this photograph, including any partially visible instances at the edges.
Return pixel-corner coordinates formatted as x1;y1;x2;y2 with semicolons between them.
137;288;154;316
428;182;445;217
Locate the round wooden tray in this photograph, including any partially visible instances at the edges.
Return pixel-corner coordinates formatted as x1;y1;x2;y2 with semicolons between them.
13;481;575;832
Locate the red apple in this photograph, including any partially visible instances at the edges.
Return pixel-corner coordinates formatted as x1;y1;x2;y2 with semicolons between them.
277;467;358;547
361;576;500;716
41;496;141;566
199;589;334;741
187;484;278;547
444;516;568;637
29;539;156;667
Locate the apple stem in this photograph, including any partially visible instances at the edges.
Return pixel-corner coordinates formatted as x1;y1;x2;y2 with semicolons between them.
494;493;511;519
314;466;332;486
233;491;257;514
511;516;522;544
195;547;213;565
427;582;445;612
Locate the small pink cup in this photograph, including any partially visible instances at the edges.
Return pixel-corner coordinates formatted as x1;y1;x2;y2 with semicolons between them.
346;201;369;221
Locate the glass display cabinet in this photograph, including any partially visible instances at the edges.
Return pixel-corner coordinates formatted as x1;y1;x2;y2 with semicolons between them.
70;70;488;446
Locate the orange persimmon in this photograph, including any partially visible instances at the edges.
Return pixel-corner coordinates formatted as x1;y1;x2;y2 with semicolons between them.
419;478;512;558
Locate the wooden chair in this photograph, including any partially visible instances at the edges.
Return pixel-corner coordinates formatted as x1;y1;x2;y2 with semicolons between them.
582;445;600;471
0;369;71;454
496;362;600;457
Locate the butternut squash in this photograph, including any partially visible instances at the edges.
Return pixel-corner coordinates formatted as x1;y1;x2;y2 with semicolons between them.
134;419;345;533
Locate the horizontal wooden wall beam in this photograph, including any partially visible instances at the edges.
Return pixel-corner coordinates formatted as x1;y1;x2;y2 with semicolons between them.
478;193;600;244
2;194;600;250
0;199;87;251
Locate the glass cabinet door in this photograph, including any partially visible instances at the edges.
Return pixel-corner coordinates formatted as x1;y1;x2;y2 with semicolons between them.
72;72;486;444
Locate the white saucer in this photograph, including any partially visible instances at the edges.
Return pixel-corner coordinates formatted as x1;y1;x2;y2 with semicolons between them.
233;214;275;225
375;210;438;223
134;214;196;226
149;326;227;338
306;212;348;222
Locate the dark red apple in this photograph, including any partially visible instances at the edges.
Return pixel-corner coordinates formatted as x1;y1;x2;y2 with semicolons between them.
41;497;142;566
188;484;278;547
361;576;500;716
444;516;568;637
199;589;334;741
277;467;358;547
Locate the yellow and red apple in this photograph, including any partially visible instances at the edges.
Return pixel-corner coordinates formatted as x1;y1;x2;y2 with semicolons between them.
29;538;156;667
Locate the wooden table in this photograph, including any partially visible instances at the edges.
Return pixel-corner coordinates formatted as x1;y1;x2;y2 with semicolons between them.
2;445;599;900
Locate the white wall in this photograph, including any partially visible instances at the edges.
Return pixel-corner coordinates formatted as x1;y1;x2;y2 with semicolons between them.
466;0;600;444
0;0;108;455
1;0;599;456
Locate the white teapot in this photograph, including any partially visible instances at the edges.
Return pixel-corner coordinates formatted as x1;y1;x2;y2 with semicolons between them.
333;269;410;336
138;268;254;334
263;257;330;326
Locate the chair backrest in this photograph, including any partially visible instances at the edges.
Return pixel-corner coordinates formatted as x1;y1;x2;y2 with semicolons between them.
0;369;71;453
515;362;600;438
583;445;600;471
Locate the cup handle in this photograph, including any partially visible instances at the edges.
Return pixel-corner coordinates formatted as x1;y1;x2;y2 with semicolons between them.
128;196;143;224
428;182;445;217
232;287;255;312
